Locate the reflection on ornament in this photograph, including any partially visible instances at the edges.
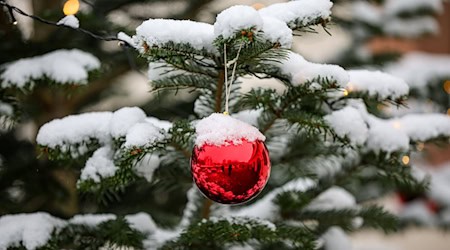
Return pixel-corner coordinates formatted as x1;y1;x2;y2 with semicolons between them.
191;139;270;204
63;0;79;16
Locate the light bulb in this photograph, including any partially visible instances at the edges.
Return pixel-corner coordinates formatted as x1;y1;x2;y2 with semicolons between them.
63;0;79;16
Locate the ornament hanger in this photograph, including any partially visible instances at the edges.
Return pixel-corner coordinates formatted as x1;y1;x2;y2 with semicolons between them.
223;42;243;115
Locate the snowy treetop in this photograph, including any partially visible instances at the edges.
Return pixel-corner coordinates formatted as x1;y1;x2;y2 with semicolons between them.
347;70;409;100
194;113;265;147
1;49;100;89
386;52;450;89
214;5;263;39
133;0;333;54
259;0;332;27
134;19;216;53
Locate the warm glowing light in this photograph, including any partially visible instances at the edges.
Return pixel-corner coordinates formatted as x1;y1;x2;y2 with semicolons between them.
448;108;450;116
444;80;450;94
63;0;79;16
416;142;425;152
392;120;401;129
252;3;265;10
346;83;355;92
343;89;349;96
402;155;410;165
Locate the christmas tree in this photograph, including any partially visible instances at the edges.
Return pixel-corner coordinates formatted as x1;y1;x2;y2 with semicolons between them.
1;0;450;249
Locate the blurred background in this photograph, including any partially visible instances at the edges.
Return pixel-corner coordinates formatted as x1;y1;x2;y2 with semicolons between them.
1;0;449;249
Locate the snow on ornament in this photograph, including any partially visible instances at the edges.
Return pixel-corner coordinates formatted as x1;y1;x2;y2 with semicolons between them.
191;113;271;204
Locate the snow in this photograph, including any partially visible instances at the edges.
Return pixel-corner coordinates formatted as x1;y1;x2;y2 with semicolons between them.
0;101;13;115
352;1;382;26
259;0;332;27
134;19;216;53
145;117;172;131
399;200;436;226
125;213;157;233
80;146;117;183
347;70;409;100
232;109;262;127
384;0;443;16
234;178;315;219
134;153;161;182
208;216;276;231
0;212;66;250
366;119;410;154
180;187;202;227
124;122;165;147
69;214;116;227
1;49;100;88
325;106;368;145
322;227;352;250
305;187;356;211
347;99;450;153
36;111;112;148
399;114;450;142
261;16;293;48
275;52;349;87
214;5;263;39
110;107;146;138
427;164;450;207
117;32;136;47
383;17;438;38
194;113;265;147
57;15;79;28
385;52;450;90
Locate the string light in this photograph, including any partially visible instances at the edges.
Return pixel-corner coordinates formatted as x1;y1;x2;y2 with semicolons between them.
63;0;79;16
392;120;401;129
346;83;355;92
251;3;265;10
0;1;132;46
402;155;410;165
5;4;17;25
444;80;450;94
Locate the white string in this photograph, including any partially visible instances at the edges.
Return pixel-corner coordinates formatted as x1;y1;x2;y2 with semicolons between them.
224;44;229;114
223;42;244;115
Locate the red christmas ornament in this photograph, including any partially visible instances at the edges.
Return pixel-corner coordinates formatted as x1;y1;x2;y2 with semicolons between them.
191;139;271;204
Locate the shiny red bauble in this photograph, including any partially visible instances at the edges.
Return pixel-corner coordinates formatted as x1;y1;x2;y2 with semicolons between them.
191;139;271;204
